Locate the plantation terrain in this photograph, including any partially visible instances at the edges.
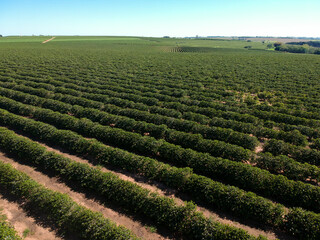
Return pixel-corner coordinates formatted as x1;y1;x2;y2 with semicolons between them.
0;36;319;240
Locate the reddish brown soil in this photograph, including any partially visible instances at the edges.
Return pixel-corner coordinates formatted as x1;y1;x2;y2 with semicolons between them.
255;141;265;153
0;195;61;240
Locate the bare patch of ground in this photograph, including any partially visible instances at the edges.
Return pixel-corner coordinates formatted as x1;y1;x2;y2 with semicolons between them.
255;141;265;153
0;195;61;240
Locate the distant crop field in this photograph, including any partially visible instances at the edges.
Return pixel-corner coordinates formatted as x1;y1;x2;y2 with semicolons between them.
0;36;319;240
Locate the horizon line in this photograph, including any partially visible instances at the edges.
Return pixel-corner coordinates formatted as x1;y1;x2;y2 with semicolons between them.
2;35;320;39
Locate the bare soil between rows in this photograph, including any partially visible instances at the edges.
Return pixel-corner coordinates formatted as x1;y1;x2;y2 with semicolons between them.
0;125;295;240
0;195;61;240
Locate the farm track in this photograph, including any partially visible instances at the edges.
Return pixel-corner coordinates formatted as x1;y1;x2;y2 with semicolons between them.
0;152;168;240
6;129;289;240
42;37;55;44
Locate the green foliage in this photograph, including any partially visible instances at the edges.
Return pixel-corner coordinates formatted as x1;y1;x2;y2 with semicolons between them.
1;107;320;238
0;161;139;240
285;208;320;239
264;139;320;166
1;36;320;239
0;127;259;240
311;138;320;151
0;218;22;240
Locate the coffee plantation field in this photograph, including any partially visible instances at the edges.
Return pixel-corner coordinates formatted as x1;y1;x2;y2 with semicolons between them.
0;36;319;240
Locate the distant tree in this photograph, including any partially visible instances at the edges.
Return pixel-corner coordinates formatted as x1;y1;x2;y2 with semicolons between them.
163;36;170;38
267;43;273;49
273;42;282;47
0;35;2;37
244;46;252;49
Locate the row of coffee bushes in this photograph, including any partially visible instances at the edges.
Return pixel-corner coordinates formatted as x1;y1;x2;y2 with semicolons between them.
254;104;320;121
184;111;309;145
0;127;260;240
0;107;319;221
0;93;318;184
10;76;320;142
273;121;320;140
255;152;320;182
0;92;252;162
0;162;139;240
13;74;320;130
0;81;259;149
252;108;320;128
264;139;320;166
0;82;311;147
0;109;285;227
12;69;320;125
6;85;260;150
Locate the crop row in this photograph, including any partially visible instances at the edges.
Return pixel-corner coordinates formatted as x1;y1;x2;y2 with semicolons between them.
0;105;320;218
7;71;320;130
0;92;319;184
0;107;285;227
2;126;320;239
8;72;320;142
1;79;262;146
0;160;140;240
0;127;262;240
264;139;320;166
0;80;313;147
8;67;320;123
0;89;252;161
2;47;320;108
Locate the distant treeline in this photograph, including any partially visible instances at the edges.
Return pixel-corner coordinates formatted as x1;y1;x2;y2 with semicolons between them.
287;41;320;47
275;42;320;55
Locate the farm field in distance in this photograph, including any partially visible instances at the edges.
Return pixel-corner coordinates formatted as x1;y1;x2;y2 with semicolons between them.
0;36;320;240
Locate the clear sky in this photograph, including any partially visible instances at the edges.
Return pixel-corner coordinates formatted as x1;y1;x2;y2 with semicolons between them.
1;0;320;37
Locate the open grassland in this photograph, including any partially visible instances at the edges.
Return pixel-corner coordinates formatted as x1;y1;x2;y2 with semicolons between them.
0;36;319;240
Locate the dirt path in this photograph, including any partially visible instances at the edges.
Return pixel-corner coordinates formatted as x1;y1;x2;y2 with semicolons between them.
42;37;55;44
0;195;61;240
255;140;265;154
0;153;169;240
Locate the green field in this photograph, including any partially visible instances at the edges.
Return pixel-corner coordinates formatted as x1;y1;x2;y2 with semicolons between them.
0;36;320;240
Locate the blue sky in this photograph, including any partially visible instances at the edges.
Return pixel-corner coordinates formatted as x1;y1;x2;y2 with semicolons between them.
1;0;320;37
